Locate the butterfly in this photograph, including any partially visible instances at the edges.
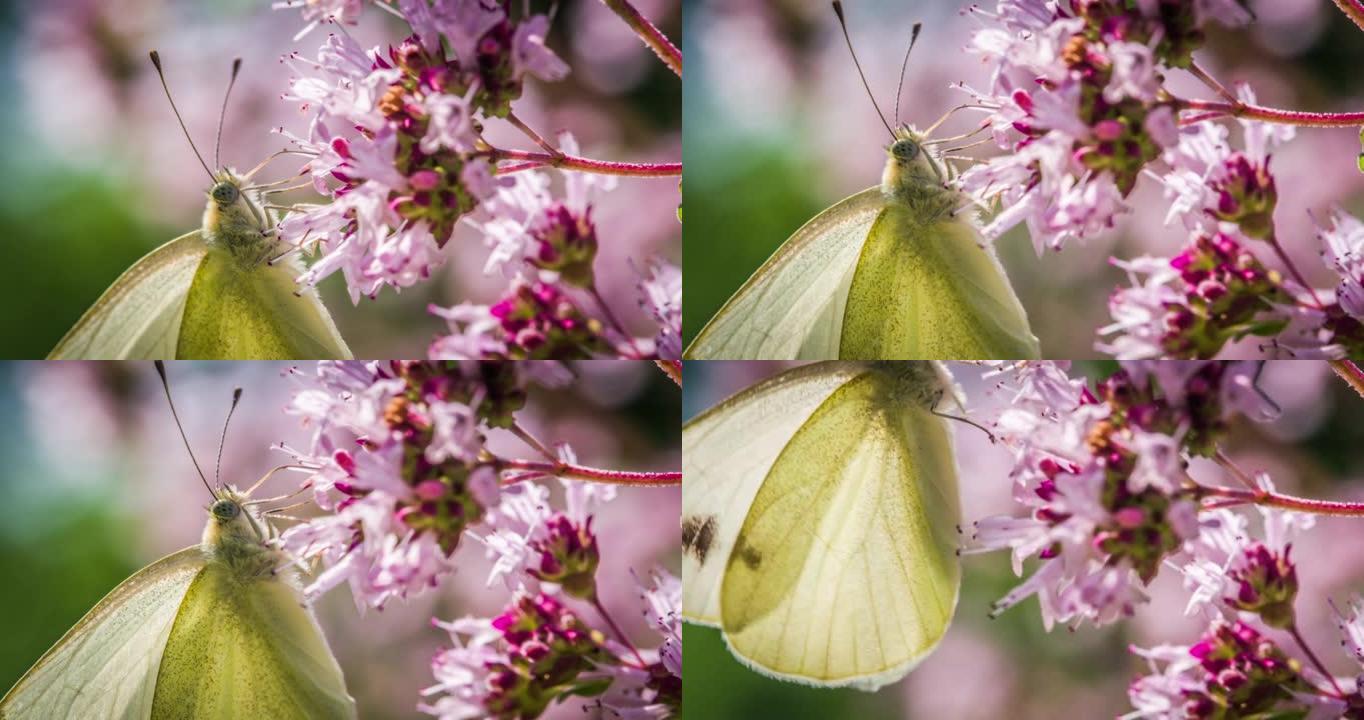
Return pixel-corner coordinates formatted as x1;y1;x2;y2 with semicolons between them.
0;363;355;718
48;52;351;360
684;4;1039;360
682;361;962;690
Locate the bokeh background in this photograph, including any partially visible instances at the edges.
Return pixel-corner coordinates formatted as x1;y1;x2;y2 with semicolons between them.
0;0;680;358
0;360;680;719
682;0;1364;357
684;360;1364;719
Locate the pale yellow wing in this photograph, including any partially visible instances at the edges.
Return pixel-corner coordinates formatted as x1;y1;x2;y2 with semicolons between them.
839;210;1040;359
0;547;207;719
683;361;875;625
48;232;208;360
684;189;887;360
176;249;352;360
149;560;356;719
709;363;961;690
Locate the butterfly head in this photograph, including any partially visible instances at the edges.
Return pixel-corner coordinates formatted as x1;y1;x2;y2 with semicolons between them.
203;486;269;547
884;127;943;184
210;180;241;207
882;126;955;213
203;170;274;263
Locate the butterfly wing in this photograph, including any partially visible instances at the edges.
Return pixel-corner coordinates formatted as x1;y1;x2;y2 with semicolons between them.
685;188;887;360
690;362;961;690
0;547;207;719
150;560;356;719
48;232;208;360
683;361;873;626
176;250;352;360
840;209;1040;359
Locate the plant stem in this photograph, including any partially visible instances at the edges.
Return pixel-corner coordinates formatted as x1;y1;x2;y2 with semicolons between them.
1187;60;1238;104
496;457;681;486
510;421;557;461
589;286;646;359
1175;97;1364;128
591;595;649;667
491;148;681;178
1290;624;1346;698
505;111;560;156
1266;233;1325;309
1333;0;1364;33
1198;484;1364;517
600;0;682;78
655;360;682;387
1331;359;1364;401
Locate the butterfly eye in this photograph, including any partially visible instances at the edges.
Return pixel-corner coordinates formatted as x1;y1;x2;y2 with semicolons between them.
211;183;240;205
210;499;241;521
892;140;919;161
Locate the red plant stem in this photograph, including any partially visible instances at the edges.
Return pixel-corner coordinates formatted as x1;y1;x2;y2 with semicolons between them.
1331;359;1364;401
1334;0;1364;33
491;148;681;177
1199;484;1364;517
601;0;682;78
655;360;682;387
497;457;680;486
1175;97;1364;128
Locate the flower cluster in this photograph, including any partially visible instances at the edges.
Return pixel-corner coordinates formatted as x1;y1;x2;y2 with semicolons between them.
1126;502;1364;718
274;0;681;360
423;476;680;719
1127;620;1326;718
1099;233;1293;359
275;361;680;718
1102;201;1364;359
971;361;1274;628
976;362;1364;717
277;360;548;609
960;0;1251;251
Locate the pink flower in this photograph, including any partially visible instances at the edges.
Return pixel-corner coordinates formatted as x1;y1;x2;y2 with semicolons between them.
637;260;682;360
970;361;1285;628
273;0;364;39
276;361;548;609
511;15;570;82
1318;209;1364;320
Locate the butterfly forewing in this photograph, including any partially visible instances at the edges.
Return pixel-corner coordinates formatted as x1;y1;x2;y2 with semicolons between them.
0;548;206;718
685;189;887;359
48;232;208;360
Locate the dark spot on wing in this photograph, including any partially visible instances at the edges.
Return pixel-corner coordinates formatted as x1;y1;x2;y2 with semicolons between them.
734;538;762;570
682;515;717;564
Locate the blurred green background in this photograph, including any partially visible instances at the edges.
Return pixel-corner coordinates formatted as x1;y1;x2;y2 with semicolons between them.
683;360;1364;718
0;0;679;359
0;360;680;719
682;0;1364;357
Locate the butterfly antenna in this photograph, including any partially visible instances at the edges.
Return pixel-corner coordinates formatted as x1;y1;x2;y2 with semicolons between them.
894;23;922;129
154;361;216;499
215;387;244;488
149;51;214;182
215;58;243;171
832;1;894;139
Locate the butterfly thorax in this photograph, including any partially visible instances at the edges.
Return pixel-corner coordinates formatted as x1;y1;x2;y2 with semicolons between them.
869;360;958;411
881;126;959;225
202;487;285;582
203;169;277;268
